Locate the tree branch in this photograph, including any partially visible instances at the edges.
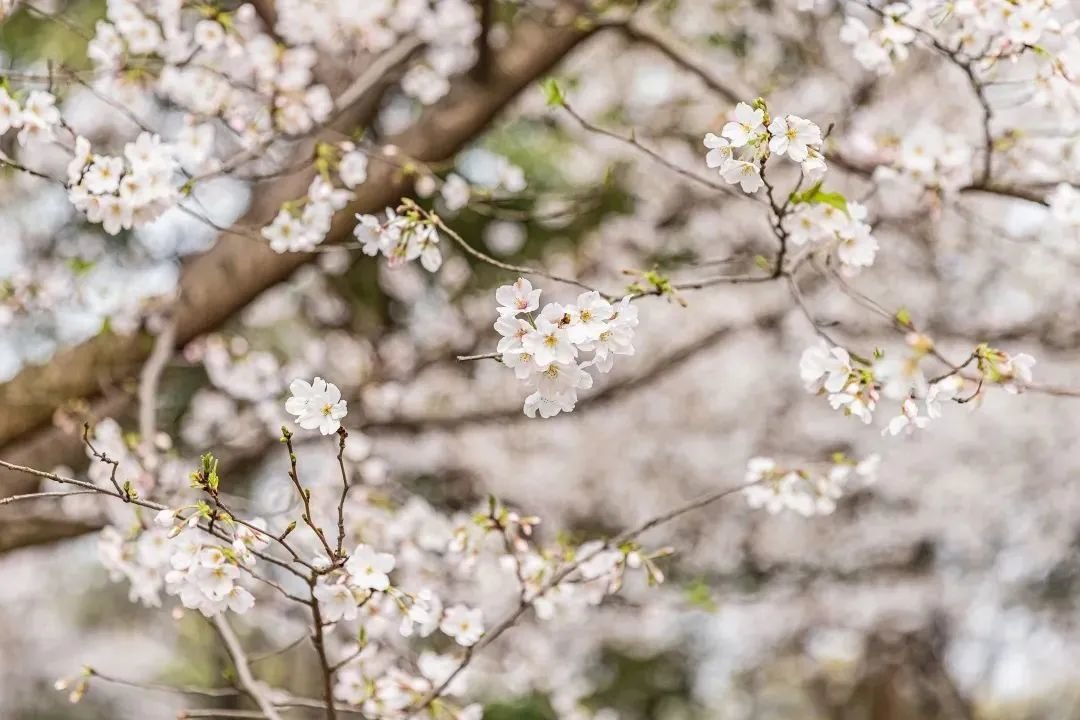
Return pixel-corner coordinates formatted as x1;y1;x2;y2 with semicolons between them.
211;616;284;720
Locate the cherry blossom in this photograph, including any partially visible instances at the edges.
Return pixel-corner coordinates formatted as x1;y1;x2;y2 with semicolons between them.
345;544;396;591
800;343;853;394
495;277;542;316
286;376;348;434
722;102;766;148
703;132;733;168
352;205;443;271
440;604;484;647
522;307;577;367
721;160;764;193
314;581;360;623
67;133;181;236
767;114;822;162
743;454;879;516
883;397;931;437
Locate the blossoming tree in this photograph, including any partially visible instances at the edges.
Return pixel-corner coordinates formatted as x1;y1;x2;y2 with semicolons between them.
2;0;1080;717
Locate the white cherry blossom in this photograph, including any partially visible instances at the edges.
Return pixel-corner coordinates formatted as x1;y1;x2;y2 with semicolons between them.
440;604;484;647
345;544;396;591
285;377;348;434
722;102;765;148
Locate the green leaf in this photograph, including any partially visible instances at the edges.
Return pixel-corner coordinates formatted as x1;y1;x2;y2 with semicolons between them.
540;77;565;107
790;181;850;216
788;181;820;204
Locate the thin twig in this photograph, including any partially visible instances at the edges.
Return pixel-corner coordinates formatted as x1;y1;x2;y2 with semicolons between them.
0;490;97;506
561;100;749;200
87;668;241;697
787;273;872;365
211;616;284;720
249;633;310;664
418;204;603;296
82;423;129;500
0;459;309;581
334;427;351;557
281;428;337;562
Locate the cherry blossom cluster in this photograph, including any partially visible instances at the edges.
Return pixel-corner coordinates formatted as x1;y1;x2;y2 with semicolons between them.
335;651;482;719
159;525;261;617
0;88;61;146
786;197;879;273
801;342;880;424
703;99;826;193
449;498;669;618
274;0;481;106
801;337;1036;433
87;1;333;140
743;452;880;516
874;124;974;192
262;176;355;253
975;344;1037;395
73;367;689;720
67;133;181;235
313;551;486;716
354;204;443;272
98;497;269;617
314;544;483;638
97;526;176;607
839;4;917;75
491;278;638;418
835;1;1077;80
